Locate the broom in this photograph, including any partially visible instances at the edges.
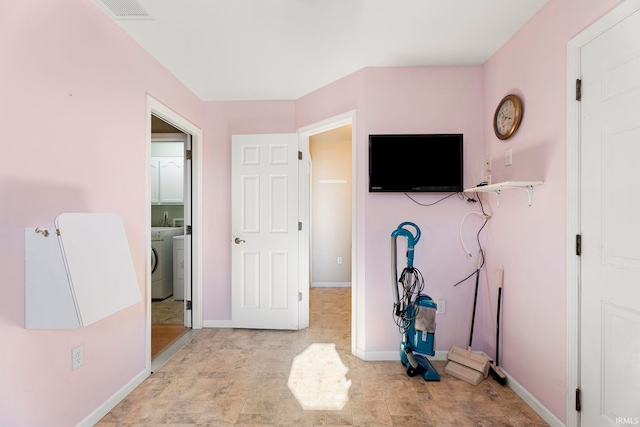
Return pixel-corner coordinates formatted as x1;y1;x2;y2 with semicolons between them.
489;268;507;385
444;250;490;385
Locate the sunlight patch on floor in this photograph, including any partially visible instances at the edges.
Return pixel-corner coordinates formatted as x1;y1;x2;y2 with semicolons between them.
287;343;351;410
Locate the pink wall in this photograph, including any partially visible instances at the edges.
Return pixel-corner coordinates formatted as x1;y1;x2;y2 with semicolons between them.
362;67;486;352
201;101;296;321
297;66;487;354
481;0;617;421
0;0;623;424
0;0;202;425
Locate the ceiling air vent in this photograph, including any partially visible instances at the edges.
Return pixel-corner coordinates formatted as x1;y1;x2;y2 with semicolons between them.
94;0;152;20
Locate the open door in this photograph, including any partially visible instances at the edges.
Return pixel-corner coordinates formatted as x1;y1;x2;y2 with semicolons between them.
231;133;300;329
184;134;193;327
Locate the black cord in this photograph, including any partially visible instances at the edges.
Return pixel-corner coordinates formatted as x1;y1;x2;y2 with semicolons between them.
404;192;464;207
454;193;488;287
392;267;425;334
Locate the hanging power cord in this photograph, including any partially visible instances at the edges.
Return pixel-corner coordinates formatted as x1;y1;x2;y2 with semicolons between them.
454;191;490;287
401;188;490;288
392;266;425;334
404;191;466;207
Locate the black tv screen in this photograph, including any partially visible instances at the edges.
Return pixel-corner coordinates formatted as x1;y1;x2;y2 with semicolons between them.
369;134;463;192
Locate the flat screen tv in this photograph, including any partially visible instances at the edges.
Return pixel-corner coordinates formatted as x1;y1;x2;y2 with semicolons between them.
369;134;463;192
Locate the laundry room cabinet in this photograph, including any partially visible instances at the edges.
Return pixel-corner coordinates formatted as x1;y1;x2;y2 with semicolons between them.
151;157;184;205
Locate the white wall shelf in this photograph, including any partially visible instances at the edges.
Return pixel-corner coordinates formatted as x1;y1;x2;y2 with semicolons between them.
464;181;543;206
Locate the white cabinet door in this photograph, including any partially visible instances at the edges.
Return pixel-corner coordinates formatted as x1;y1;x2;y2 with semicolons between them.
150;158;160;204
159;157;184;204
151;157;184;205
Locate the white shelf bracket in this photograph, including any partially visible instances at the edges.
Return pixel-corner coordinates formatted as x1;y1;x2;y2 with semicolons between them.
494;190;502;207
524;185;534;206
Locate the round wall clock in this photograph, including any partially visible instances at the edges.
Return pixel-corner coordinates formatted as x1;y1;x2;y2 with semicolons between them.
493;94;523;140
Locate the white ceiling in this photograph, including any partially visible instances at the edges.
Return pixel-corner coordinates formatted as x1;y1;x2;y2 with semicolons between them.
95;0;549;101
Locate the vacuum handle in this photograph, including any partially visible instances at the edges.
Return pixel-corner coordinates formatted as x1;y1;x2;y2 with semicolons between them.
391;222;421;268
397;222;421;244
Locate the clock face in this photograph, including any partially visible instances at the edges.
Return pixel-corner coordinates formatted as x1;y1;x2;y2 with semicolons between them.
496;100;515;135
493;94;522;140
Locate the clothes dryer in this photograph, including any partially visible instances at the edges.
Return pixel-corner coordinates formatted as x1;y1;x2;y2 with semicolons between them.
151;227;184;299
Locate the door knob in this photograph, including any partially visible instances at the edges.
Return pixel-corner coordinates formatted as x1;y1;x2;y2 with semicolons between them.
234;237;245;244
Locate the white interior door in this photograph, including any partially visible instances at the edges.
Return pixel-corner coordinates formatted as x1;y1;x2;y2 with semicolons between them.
184;135;192;327
232;133;300;330
580;8;640;425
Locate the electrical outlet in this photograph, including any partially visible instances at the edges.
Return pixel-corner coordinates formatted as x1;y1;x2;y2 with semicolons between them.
337;257;343;265
485;156;492;171
436;300;446;314
72;344;84;370
163;211;169;220
505;148;513;166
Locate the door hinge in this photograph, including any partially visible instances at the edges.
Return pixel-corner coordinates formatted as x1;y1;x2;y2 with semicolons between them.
298;292;302;302
186;149;192;160
298;151;302;160
186;225;192;235
576;234;581;256
186;300;192;310
575;388;581;412
298;221;302;231
576;79;582;101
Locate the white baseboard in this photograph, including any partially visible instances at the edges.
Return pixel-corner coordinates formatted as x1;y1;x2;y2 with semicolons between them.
353;346;366;360
312;282;351;288
363;349;562;425
202;319;232;328
478;352;562;426
501;367;564;427
76;368;149;427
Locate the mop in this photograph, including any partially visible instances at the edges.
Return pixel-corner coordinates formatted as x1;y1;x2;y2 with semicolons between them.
489;268;507;385
444;250;490;385
391;222;440;381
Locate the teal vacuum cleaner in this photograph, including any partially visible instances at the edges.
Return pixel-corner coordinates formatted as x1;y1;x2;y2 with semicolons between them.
391;222;440;381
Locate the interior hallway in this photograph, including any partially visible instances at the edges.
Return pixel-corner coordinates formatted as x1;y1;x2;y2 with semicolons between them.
98;287;548;426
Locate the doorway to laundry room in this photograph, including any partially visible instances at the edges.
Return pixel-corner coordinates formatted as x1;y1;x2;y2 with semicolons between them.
150;114;190;360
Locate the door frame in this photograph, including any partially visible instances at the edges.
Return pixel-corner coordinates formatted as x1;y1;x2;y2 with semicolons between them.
145;96;203;371
297;110;359;355
566;1;640;425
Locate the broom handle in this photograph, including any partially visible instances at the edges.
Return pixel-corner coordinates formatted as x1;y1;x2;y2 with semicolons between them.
469;250;483;348
496;268;504;365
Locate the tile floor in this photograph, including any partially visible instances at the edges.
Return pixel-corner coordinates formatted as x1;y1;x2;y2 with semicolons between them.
99;287;549;426
152;298;185;325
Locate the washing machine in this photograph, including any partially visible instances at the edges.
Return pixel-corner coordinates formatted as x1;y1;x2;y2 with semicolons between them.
151;227;184;299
